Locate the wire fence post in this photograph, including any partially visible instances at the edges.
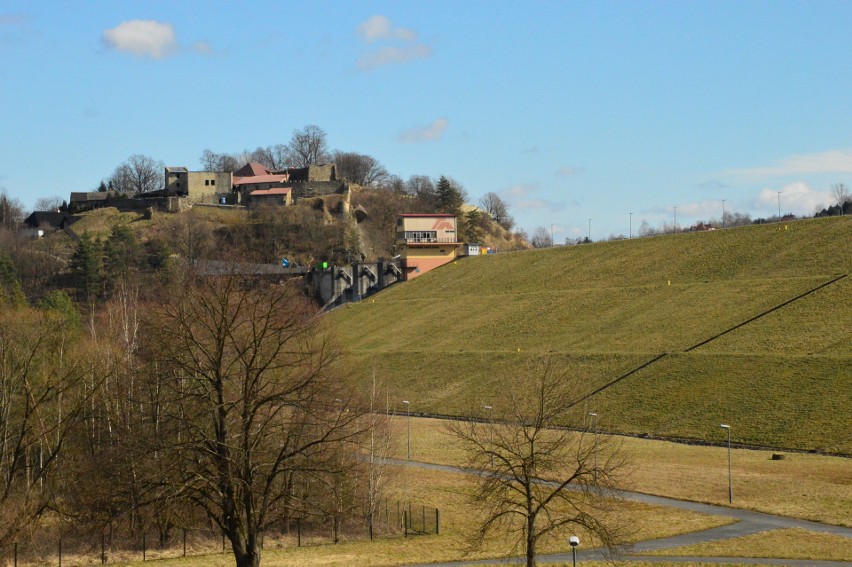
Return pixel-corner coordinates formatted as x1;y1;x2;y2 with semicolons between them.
14;542;18;567
101;532;106;564
182;528;186;557
142;532;146;562
222;531;226;553
422;505;425;534
58;537;62;567
436;508;440;535
297;518;301;547
403;510;407;538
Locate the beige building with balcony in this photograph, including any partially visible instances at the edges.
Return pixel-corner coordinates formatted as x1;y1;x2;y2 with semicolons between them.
396;214;461;280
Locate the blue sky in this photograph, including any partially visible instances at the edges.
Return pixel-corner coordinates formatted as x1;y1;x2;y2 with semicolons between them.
1;1;851;240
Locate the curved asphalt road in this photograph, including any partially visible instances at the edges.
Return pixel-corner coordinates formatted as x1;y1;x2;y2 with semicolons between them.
385;458;852;567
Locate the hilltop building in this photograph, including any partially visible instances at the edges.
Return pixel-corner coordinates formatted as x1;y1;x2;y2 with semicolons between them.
162;162;342;206
396;214;461;280
165;167;234;204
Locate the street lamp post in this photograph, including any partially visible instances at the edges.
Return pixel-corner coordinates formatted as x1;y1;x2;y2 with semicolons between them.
720;424;732;503
588;219;591;242
403;400;411;460
588;412;598;483
777;192;782;219
629;212;632;239
484;405;493;467
722;200;726;228
550;224;554;247
569;536;580;567
673;206;677;232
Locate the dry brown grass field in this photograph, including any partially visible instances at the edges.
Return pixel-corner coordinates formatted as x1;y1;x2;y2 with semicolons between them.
642;528;852;561
390;416;852;527
33;425;849;567
61;466;728;567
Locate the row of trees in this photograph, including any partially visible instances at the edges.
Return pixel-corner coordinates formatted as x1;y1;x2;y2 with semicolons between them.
2;217;624;567
0;264;392;567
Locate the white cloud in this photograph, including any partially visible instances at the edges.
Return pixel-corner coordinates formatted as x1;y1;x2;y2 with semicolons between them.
756;182;832;216
399;118;448;143
499;183;565;212
358;44;431;70
357;15;416;43
356;15;430;70
726;149;852;179
103;20;177;59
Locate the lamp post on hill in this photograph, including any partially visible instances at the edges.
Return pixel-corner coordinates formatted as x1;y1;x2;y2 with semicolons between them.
569;536;580;567
720;424;732;503
722;200;726;228
629;212;632;239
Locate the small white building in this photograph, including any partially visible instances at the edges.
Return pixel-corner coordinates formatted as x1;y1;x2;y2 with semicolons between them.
463;243;481;256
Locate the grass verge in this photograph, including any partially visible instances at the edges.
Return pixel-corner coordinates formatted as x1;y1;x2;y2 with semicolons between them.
641;528;852;561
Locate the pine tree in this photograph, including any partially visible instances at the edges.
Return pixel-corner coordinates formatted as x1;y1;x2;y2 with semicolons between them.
0;253;26;306
103;225;140;287
71;234;103;299
435;176;465;215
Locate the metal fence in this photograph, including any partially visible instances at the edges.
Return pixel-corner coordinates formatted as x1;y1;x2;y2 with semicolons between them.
0;500;439;566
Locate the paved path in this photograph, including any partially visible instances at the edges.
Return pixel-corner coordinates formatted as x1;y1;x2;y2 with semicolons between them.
387;458;852;566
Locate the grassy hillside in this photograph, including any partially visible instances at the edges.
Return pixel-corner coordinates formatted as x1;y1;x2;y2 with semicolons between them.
327;217;852;453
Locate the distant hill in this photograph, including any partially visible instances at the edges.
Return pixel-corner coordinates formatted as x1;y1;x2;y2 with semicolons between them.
327;217;852;454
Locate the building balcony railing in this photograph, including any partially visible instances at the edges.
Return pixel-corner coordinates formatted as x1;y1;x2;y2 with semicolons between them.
399;237;459;244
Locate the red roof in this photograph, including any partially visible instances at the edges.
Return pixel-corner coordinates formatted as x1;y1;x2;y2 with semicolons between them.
249;187;292;196
398;213;456;218
234;174;289;186
233;162;271;177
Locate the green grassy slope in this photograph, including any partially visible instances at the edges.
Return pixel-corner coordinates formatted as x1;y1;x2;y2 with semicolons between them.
328;217;852;453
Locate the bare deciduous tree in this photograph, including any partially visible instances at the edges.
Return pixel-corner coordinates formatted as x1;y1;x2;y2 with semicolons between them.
447;359;628;567
143;272;362;567
286;125;332;167
831;183;850;214
530;226;553;248
0;188;25;231
200;149;240;172
0;307;93;546
333;151;389;187
407;175;436;207
34;195;64;212
479;192;514;230
109;154;164;195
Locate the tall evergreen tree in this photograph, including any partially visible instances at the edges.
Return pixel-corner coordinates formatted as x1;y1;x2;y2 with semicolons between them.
435;176;465;215
103;225;140;287
71;234;103;299
0;253;26;307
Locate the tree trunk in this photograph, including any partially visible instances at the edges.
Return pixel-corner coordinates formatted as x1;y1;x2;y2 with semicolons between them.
526;515;536;567
231;534;261;567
